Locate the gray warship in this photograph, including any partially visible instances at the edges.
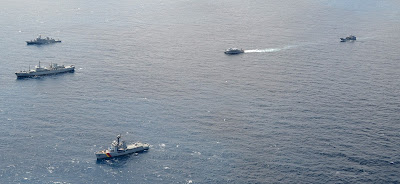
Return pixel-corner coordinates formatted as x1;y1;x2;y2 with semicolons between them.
95;135;149;159
26;35;61;45
15;62;75;78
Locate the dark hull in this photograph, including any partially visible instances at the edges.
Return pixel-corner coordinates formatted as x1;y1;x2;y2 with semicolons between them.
340;39;356;42
26;41;61;45
224;51;244;55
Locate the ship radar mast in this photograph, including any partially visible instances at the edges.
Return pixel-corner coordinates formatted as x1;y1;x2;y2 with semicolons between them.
117;134;121;146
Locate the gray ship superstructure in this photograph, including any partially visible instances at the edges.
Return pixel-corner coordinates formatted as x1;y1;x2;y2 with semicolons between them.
95;135;149;159
15;62;75;78
26;35;61;45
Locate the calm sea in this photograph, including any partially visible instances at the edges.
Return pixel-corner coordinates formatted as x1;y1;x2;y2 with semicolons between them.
1;0;399;183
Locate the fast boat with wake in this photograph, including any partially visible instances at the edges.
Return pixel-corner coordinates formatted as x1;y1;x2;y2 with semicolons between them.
95;135;149;159
340;35;356;42
26;35;61;45
224;48;244;54
15;62;75;78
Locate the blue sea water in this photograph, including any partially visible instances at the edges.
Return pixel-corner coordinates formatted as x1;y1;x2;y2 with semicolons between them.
1;0;400;183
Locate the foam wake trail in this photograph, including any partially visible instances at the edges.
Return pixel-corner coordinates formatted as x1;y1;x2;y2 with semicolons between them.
244;45;295;53
244;48;281;53
355;36;376;41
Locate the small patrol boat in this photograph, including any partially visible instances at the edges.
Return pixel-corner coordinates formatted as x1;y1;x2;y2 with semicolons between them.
224;48;244;54
15;61;75;78
26;35;61;45
340;35;356;42
95;135;149;159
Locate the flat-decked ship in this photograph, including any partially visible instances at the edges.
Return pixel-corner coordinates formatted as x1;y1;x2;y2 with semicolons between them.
15;62;75;78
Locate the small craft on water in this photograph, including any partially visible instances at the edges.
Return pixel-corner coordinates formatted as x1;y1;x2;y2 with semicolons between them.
224;48;244;54
340;35;356;42
95;135;149;159
26;35;61;45
15;61;75;78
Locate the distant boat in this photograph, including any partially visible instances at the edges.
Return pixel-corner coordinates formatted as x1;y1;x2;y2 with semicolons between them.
15;61;75;78
340;35;356;42
224;48;244;55
26;35;61;45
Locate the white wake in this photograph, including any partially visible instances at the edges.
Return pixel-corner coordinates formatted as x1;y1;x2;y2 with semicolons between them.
244;45;295;53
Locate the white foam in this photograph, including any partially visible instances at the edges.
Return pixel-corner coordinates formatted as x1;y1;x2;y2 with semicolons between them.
244;45;297;53
245;48;281;53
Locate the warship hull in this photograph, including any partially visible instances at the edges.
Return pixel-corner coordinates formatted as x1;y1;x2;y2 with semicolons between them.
95;143;149;159
16;66;75;78
26;40;61;45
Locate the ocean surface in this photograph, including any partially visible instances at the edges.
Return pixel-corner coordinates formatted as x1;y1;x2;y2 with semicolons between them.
1;0;400;183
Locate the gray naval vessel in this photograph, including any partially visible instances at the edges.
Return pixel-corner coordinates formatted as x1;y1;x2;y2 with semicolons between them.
15;62;75;78
224;48;244;54
95;135;149;159
26;35;61;45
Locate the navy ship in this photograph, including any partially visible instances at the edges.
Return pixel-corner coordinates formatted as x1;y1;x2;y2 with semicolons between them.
15;62;75;78
224;48;244;54
340;35;356;42
95;135;149;159
26;35;61;45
